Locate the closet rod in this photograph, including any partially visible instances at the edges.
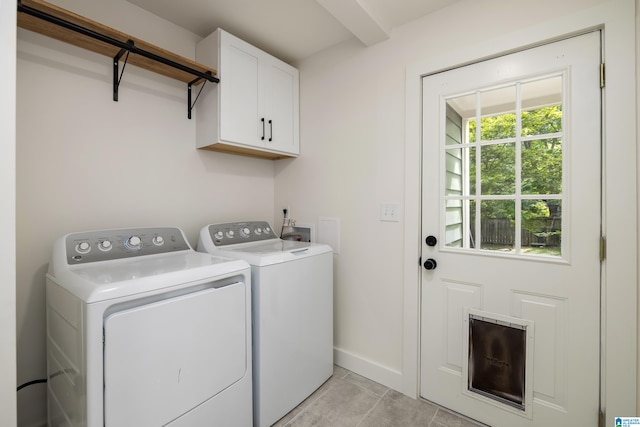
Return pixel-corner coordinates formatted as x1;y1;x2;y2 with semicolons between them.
17;0;220;85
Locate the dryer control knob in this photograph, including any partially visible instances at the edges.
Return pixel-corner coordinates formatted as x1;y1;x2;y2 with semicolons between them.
226;230;235;238
152;236;164;246
126;235;142;250
214;231;224;240
240;227;251;237
76;241;91;254
255;227;262;235
98;240;112;251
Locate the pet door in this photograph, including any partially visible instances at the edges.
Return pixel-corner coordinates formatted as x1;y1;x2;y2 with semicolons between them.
462;309;534;419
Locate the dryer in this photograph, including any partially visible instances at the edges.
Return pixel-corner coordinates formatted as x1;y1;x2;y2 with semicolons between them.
197;221;333;427
45;227;252;427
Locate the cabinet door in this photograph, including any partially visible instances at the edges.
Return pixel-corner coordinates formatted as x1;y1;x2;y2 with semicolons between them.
219;34;261;146
264;61;299;155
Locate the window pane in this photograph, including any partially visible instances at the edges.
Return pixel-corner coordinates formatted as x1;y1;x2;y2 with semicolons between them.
446;116;463;145
521;139;562;195
470;199;476;248
447;94;476;119
522;106;562;136
445;148;463;196
445;147;464;247
521;77;562;137
469;146;477;194
481;143;515;195
468;119;477;143
479;200;515;251
480;86;516;141
446;95;475;144
522;200;562;256
480;113;516;141
445;198;463;247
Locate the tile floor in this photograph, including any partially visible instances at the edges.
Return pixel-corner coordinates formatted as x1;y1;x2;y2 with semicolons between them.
272;366;485;427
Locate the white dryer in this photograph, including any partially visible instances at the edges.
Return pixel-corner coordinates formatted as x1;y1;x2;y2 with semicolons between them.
45;227;253;427
197;221;333;427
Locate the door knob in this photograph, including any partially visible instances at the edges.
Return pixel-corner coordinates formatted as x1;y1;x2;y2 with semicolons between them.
423;258;437;270
425;235;437;246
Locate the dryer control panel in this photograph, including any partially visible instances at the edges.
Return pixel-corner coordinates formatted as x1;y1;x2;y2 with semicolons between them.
207;221;278;246
65;227;191;264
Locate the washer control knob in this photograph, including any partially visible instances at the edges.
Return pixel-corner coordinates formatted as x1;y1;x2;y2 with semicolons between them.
226;230;235;239
152;235;164;246
240;227;251;237
98;240;112;251
76;241;91;254
126;235;142;250
214;231;224;240
264;227;271;234
255;227;262;235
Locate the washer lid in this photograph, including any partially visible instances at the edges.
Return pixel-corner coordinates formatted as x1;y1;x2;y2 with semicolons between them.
213;240;332;266
48;251;249;303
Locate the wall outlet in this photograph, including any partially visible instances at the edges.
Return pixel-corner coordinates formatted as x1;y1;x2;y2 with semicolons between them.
380;203;400;222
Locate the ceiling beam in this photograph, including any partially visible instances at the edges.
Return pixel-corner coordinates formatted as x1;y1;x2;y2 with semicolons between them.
315;0;389;46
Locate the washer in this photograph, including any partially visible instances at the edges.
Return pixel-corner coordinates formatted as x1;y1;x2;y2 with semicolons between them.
45;227;252;427
197;221;333;427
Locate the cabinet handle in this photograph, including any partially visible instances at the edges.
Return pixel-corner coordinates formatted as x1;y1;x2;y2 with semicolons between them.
269;120;273;142
261;118;265;141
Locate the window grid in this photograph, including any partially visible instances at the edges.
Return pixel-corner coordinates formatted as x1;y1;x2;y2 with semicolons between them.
443;75;564;257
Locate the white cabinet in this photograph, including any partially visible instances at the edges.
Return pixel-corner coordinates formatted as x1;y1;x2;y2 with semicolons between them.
196;29;299;159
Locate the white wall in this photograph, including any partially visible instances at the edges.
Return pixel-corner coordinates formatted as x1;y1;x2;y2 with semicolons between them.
16;1;275;425
1;0;18;425
276;0;634;397
275;35;408;386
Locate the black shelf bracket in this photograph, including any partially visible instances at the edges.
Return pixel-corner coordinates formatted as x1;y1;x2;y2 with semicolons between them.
17;0;219;118
113;44;131;102
188;74;211;120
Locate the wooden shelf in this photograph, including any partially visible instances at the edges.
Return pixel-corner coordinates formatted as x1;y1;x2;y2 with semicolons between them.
17;0;217;85
199;143;296;160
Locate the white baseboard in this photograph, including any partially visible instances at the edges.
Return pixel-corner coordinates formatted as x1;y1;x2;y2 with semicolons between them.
333;347;404;392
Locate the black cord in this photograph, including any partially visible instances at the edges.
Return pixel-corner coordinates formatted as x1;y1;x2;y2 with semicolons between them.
17;378;47;391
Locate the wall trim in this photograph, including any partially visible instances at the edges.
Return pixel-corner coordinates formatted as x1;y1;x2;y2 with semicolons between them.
334;347;403;392
403;0;637;424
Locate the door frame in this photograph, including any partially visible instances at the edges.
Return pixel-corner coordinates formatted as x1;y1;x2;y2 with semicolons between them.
0;0;17;425
402;0;637;423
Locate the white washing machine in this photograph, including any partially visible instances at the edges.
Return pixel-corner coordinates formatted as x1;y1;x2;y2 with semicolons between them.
197;221;333;427
45;226;253;427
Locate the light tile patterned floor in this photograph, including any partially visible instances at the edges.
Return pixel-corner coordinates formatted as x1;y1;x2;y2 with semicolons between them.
272;366;486;427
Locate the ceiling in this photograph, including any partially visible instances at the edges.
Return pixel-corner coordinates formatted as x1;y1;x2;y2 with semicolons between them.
126;0;460;64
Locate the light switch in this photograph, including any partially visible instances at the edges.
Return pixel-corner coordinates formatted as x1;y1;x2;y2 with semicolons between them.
380;203;400;222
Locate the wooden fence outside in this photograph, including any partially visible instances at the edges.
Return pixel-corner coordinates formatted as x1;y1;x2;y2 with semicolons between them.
472;218;561;248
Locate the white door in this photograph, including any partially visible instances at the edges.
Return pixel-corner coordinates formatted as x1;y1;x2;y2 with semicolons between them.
420;32;601;426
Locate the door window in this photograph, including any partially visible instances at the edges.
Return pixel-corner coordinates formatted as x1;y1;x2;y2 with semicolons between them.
444;75;564;257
